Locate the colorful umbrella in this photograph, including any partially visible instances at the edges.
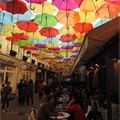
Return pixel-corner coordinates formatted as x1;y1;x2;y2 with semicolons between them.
25;0;46;4
61;45;74;50
60;34;77;42
3;24;24;33
32;2;57;14
34;13;58;27
93;18;112;28
52;0;83;10
12;33;28;40
56;10;80;26
35;44;47;48
40;27;59;37
96;2;120;18
27;32;42;39
80;0;105;12
13;10;33;21
5;0;28;14
0;12;16;24
59;26;75;35
72;38;83;44
79;10;96;23
14;40;31;46
6;36;20;42
0;2;6;11
73;23;93;33
16;21;38;32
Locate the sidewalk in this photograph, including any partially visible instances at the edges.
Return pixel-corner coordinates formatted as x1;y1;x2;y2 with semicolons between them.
1;93;40;120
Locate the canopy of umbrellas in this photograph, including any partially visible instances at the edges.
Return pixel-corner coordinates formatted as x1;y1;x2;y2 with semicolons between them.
0;0;120;75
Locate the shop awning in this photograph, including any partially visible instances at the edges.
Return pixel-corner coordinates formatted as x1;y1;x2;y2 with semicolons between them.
72;16;119;72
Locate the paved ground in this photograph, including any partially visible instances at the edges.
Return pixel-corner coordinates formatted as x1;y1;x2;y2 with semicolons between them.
1;93;40;120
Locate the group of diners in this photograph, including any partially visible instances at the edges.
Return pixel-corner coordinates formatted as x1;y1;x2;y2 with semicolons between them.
31;83;106;120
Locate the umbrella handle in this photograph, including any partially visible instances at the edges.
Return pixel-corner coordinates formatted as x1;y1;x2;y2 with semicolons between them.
30;3;35;10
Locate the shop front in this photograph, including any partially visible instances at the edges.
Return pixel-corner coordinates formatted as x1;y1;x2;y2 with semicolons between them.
0;53;19;92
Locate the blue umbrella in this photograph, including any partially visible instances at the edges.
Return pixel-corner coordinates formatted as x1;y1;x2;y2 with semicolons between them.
60;42;73;46
0;12;16;24
13;9;33;21
42;37;60;43
93;18;112;28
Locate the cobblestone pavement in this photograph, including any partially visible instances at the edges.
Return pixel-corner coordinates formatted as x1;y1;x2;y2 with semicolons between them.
1;93;40;120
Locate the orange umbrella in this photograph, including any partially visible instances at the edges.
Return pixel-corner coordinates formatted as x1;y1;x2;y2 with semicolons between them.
80;0;105;12
73;23;93;33
56;10;80;26
96;2;120;18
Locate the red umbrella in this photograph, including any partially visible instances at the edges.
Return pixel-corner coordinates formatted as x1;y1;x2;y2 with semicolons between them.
5;0;28;14
73;23;93;33
16;21;38;32
6;36;20;42
0;2;6;11
60;34;77;42
52;0;83;10
40;27;59;37
12;33;28;40
48;47;61;51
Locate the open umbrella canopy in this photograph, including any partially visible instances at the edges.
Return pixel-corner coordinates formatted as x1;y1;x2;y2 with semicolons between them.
40;27;59;37
0;0;119;74
5;0;28;14
25;0;46;4
32;2;57;14
16;21;38;32
73;22;93;33
56;10;80;26
60;34;77;42
52;0;83;10
34;13;58;27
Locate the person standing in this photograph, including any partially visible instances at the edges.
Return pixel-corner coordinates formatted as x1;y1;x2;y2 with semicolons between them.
17;79;23;105
27;79;34;105
1;82;12;112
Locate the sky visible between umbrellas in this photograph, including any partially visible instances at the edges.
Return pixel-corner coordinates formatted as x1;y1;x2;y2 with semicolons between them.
0;0;119;75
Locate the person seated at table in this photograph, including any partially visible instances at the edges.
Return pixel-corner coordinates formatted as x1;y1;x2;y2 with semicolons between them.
37;95;55;120
65;93;86;120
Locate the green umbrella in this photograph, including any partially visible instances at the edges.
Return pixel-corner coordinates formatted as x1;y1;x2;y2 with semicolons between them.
39;48;48;51
34;13;58;27
13;40;32;46
36;55;47;58
72;38;83;44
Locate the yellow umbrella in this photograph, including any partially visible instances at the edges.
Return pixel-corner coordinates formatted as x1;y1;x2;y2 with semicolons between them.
3;24;24;33
80;0;105;12
47;43;60;48
79;10;96;23
61;52;71;56
26;32;42;39
32;2;57;14
0;31;12;37
59;26;75;35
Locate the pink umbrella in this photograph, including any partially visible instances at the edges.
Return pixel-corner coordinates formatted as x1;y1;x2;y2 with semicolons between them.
52;0;83;10
61;45;73;50
35;44;47;48
73;43;82;47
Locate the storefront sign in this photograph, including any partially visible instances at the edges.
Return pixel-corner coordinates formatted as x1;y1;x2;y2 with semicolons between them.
0;54;16;66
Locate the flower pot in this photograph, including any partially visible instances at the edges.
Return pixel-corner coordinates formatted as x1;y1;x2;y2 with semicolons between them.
10;50;17;57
